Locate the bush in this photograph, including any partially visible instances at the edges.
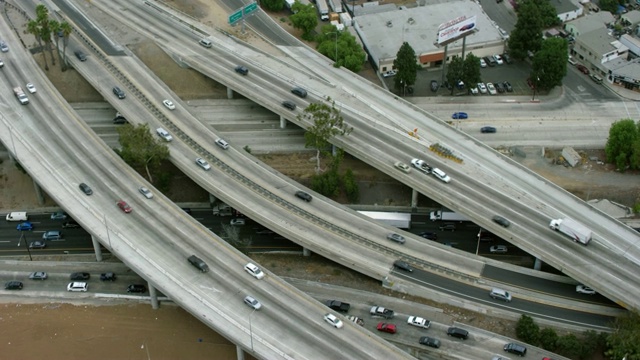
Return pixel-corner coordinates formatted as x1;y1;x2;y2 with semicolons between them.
311;170;340;197
538;328;558;350
556;334;583;359
342;169;359;203
516;314;539;344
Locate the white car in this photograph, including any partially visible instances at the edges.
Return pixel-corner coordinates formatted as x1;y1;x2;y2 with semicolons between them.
156;128;173;142
230;218;245;226
479;58;487;68
244;263;265;279
67;282;88;292
162;99;175;110
195;157;211;170
576;284;596;295
243;295;262;310
139;186;153;199
407;316;431;329
486;82;497;95
489;245;508;254
26;83;36;93
432;168;451;183
477;82;487;94
382;70;397;78
323;313;344;328
394;161;411;174
494;54;504;65
411;159;432;174
469;86;478;95
215;138;229;150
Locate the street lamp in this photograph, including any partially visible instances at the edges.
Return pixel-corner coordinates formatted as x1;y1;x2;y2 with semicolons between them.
324;31;338;65
531;76;540;101
249;308;256;352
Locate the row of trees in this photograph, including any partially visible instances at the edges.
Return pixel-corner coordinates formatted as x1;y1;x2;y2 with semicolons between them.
26;4;73;71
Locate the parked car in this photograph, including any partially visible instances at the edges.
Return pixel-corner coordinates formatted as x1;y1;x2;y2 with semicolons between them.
486;82;497;95
5;281;23;290
67;282;88;292
419;336;441;348
382;70;397;78
79;183;93;195
376;322;397;334
127;284;146;293
51;212;67;220
70;272;90;280
494;54;504;65
394;161;411;173
323;313;343;328
469;85;478;95
490;245;508;254
196;158;211;171
244;263;265;279
495;82;505;93
393;260;412;272
576;64;590;74
502;53;512;64
451;112;468;119
407;316;431;329
295;191;312;202
139;187;153;199
117;200;132;213
576;284;596;295
29;272;48;280
479;58;487;67
492;215;510;227
29;241;46;249
162;99;175;110
16;222;33;231
477;82;487;94
244;295;262;310
481;126;497;133
503;81;513;92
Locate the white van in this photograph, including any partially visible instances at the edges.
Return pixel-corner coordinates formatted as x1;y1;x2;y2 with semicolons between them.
6;212;28;222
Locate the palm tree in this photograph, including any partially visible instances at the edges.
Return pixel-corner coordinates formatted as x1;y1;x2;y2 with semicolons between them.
59;22;72;71
27;20;48;71
35;5;55;66
49;20;61;69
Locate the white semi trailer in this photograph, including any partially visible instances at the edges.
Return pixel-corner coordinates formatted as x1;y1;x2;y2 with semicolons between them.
549;217;592;245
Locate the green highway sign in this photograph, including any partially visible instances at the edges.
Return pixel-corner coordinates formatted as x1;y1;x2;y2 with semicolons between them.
229;9;243;25
244;2;258;15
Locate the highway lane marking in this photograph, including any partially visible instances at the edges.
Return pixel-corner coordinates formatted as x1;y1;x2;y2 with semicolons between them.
199;285;222;293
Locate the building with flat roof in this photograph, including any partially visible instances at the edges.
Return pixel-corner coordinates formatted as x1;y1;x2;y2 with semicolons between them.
353;0;504;74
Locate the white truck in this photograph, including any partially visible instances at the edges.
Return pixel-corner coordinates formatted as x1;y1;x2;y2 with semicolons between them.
429;210;469;222
6;212;28;221
316;0;330;21
212;203;233;216
549;218;592;245
13;87;29;105
358;211;411;229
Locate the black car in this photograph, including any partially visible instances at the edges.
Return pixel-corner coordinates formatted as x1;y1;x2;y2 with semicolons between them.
502;53;512;64
503;81;513;92
79;183;93;195
5;281;23;290
113;86;126;99
100;272;117;281
127;284;146;293
70;272;90;281
492;215;511;227
393;260;413;272
235;65;249;75
295;191;312;202
494;82;505;93
419;232;437;240
74;50;87;61
282;100;296;110
430;80;439;92
419;336;441;348
113;113;127;124
447;327;469;340
291;87;307;98
62;220;80;229
439;223;456;231
480;126;497;133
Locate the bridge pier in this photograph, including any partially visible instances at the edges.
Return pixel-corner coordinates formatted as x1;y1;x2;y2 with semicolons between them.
149;284;159;309
227;87;234;99
279;115;287;129
236;345;245;360
91;235;103;262
533;257;542;271
8;152;16;164
411;189;418;208
302;247;311;257
32;180;45;205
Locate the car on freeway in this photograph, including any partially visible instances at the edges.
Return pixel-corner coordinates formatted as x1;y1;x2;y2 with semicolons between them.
370;306;394;319
576;64;590;74
117;200;132;213
295;191;312;202
51;212;67;220
112;86;126;99
29;272;48;280
452;112;468;119
244;263;265;279
16;221;33;231
430;80;439;92
492;357;510;360
26;83;36;93
79;182;93;195
62;220;80;229
490;245;508;254
394;161;411;174
0;59;3;67
5;281;23;290
503;81;513;92
419;231;437;240
235;65;249;75
481;126;497;133
29;241;46;249
479;58;487;67
291;87;307;98
410;158;432;173
492;215;510;227
447;327;469;339
199;38;212;48
100;272;117;281
576;284;596;295
67;282;88;292
494;54;504;65
70;272;90;280
42;231;62;241
348;315;364;326
323;313;343;328
382;70;397;78
215;138;229;150
386;233;405;244
138;187;153;199
477;82;487;94
156;128;173;142
74;50;87;61
419;336;441;348
487;82;497;95
439;223;456;231
407;316;431;329
127;284;146;293
432;168;451;183
244;295;262;310
282;100;297;110
0;41;9;52
162;99;175;110
393;260;412;272
376;322;397;334
230;218;245;226
195;158;211;171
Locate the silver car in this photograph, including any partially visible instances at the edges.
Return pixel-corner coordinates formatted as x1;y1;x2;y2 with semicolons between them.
139;187;153;199
244;295;262;310
196;158;211;171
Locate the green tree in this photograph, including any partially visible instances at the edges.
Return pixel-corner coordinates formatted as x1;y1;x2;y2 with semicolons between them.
582;330;607;360
509;0;544;60
59;21;72;71
290;3;317;41
445;56;464;95
533;0;561;28
116;124;170;183
462;53;482;88
342;169;359;203
531;37;568;90
27;20;48;71
605;119;640;170
605;311;640;360
599;0;619;13
262;0;285;11
538;328;558;350
555;334;584;359
393;42;418;93
317;25;365;71
515;314;540;344
299;99;352;174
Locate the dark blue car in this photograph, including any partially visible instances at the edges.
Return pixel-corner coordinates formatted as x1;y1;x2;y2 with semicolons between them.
452;112;468;119
16;222;33;231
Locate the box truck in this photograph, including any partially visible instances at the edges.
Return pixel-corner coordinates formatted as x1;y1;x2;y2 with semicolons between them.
429;210;469;222
549;217;592;245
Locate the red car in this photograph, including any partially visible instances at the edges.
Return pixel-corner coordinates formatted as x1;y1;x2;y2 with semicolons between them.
576;64;590;75
376;322;397;334
117;200;132;213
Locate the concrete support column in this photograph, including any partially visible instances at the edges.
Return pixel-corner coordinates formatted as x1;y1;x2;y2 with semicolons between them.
91;235;103;262
533;257;542;271
32;180;45;205
148;283;159;309
411;189;419;209
279;115;287;129
227;87;234;99
302;247;311;257
236;345;246;360
332;144;337;157
8;152;16;164
209;193;218;205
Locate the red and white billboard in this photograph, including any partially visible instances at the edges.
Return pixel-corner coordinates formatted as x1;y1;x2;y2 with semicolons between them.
437;15;477;45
